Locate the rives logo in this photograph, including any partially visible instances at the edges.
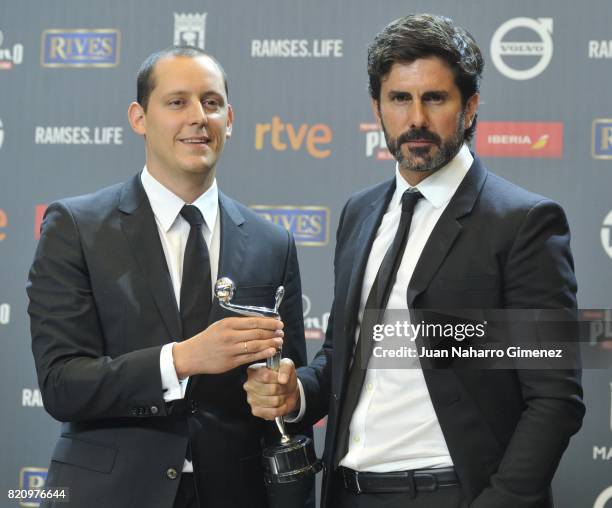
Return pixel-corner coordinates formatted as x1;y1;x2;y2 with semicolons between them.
592;119;612;160
476;122;563;158
0;29;24;70
491;17;553;80
250;206;329;246
174;13;206;49
360;123;392;160
255;116;332;159
41;29;120;67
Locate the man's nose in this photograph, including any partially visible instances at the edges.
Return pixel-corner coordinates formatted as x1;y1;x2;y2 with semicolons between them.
409;101;428;129
187;101;208;126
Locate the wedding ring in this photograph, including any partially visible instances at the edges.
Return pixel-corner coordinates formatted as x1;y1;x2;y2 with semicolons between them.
244;341;248;353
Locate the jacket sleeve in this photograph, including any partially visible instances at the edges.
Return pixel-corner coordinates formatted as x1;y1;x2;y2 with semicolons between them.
27;202;169;422
471;199;585;508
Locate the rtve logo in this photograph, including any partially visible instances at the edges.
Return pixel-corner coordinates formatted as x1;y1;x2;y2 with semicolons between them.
255;116;332;159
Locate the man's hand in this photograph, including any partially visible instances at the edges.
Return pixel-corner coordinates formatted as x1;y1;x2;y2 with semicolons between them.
243;359;300;420
172;317;283;377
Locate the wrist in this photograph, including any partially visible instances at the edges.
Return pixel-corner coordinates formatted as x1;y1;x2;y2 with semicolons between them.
172;341;191;379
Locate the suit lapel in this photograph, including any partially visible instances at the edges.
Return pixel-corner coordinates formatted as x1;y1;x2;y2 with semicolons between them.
407;157;488;307
118;174;182;340
208;192;247;323
338;180;395;389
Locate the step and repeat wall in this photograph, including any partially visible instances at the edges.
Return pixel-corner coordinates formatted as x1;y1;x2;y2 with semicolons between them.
0;1;611;506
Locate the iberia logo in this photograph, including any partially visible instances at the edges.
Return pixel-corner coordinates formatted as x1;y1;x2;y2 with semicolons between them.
476;121;563;158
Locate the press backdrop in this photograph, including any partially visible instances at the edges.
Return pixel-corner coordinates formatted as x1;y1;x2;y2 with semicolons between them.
0;1;611;507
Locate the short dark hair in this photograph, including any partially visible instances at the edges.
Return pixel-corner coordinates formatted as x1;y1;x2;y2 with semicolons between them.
136;46;229;111
367;14;484;142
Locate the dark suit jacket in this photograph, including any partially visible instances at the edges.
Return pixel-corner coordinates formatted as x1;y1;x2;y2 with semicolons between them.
27;174;309;508
297;157;585;508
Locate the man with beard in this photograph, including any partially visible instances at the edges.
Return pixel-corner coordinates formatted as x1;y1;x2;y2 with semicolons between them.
243;14;584;508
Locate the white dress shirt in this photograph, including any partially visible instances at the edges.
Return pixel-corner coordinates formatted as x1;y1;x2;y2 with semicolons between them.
140;167;221;472
338;144;474;472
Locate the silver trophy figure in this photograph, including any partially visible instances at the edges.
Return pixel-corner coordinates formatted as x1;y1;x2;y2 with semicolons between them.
214;278;320;507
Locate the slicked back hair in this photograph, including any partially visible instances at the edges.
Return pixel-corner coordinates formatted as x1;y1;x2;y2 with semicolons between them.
136;46;229;111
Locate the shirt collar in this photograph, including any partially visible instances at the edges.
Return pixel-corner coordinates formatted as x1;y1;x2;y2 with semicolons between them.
140;166;219;233
393;143;474;209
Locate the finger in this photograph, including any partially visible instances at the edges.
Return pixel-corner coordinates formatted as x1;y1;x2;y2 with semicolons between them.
231;317;285;331
277;358;295;384
251;405;292;420
247;392;284;409
238;338;282;356
240;328;283;343
234;347;280;368
247;365;280;384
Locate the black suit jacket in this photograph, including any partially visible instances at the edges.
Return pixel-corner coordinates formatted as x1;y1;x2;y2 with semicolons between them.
27;174;309;508
298;157;584;508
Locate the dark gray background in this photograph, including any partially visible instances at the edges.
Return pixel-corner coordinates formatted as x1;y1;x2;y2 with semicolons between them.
0;1;610;507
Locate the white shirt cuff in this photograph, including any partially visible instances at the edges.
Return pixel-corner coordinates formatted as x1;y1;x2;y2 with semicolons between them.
160;342;188;402
283;378;306;423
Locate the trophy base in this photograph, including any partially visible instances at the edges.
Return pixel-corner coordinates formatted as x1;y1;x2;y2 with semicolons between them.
262;434;321;485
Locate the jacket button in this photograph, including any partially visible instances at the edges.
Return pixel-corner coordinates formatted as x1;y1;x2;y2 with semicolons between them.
150;405;159;415
190;401;199;415
166;468;178;480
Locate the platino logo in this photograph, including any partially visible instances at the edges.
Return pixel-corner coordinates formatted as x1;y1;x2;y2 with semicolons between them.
594;486;612;508
41;29;120;67
174;13;206;49
0;30;24;69
302;294;330;340
19;468;47;507
360;123;392;160
491;17;553;80
602;211;612;259
592;119;612;159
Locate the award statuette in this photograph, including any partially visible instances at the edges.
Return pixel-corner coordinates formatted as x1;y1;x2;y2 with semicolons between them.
214;278;321;507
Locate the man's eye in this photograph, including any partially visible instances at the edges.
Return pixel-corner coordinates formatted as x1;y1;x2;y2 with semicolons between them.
425;94;444;104
392;95;409;103
203;99;220;109
169;99;184;107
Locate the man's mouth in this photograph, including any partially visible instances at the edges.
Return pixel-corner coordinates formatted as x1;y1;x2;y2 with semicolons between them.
179;136;210;146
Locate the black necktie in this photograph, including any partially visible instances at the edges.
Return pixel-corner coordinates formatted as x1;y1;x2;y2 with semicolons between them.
179;204;212;340
333;189;423;467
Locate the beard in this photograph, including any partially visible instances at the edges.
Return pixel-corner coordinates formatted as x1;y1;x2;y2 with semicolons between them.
382;110;465;174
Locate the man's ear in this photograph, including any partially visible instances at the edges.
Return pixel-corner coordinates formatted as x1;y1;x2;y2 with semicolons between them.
128;102;146;136
225;103;234;138
464;93;479;129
